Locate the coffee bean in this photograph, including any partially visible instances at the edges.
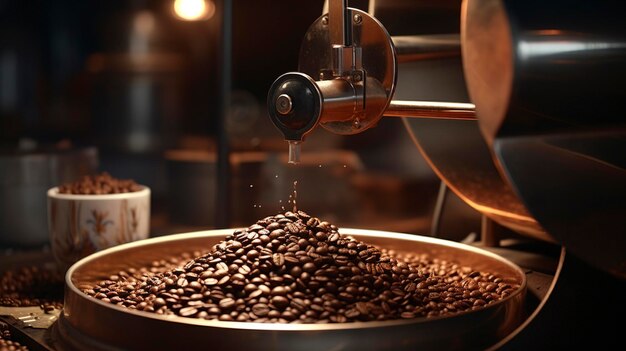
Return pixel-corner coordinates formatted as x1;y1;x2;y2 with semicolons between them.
271;296;289;310
219;298;236;310
400;312;415;319
252;303;271;318
285;223;299;234
179;306;198;317
254;284;270;295
302;262;316;273
238;265;251;275
188;280;202;290
344;308;360;318
204;278;218;286
272;253;285;266
271;286;288;296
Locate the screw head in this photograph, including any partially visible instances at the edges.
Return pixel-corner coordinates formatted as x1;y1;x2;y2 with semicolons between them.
353;14;362;24
322;16;329;25
276;94;293;115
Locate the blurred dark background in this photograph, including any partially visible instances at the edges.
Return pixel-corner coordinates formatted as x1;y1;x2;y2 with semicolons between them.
0;0;479;248
0;0;325;142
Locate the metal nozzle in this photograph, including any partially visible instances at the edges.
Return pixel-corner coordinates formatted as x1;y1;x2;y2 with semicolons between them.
288;141;301;164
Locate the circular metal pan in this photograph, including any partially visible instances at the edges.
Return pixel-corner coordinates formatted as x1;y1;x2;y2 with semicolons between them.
55;229;526;351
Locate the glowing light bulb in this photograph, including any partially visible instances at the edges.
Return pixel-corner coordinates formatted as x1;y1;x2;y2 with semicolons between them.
173;0;214;21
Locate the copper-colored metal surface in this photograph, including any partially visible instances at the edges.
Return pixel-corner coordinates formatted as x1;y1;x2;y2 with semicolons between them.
402;118;551;243
55;229;526;351
461;0;626;276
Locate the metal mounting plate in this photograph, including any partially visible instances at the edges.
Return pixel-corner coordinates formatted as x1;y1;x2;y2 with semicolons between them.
299;8;397;135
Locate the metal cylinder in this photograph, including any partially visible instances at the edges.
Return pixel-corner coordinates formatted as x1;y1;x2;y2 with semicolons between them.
392;34;461;63
317;79;357;122
462;0;626;143
384;100;475;120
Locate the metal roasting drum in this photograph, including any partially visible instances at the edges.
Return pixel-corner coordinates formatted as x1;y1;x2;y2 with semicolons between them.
459;0;626;277
57;229;526;351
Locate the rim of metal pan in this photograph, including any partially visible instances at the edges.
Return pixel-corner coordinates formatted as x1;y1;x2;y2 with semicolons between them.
64;228;527;331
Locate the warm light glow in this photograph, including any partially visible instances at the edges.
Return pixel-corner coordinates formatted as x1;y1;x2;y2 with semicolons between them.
173;0;214;21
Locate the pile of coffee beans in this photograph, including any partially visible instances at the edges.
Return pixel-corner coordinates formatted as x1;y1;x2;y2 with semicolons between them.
83;210;520;323
0;323;29;351
0;266;63;310
58;172;142;194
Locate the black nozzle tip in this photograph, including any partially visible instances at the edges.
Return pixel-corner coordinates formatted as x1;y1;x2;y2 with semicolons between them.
267;72;322;141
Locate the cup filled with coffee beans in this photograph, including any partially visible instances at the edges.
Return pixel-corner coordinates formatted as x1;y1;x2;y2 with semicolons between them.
47;172;150;273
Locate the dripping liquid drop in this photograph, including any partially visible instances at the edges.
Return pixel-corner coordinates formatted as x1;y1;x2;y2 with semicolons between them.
292;180;298;212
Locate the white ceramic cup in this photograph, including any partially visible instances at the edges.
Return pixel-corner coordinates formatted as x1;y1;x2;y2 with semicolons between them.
47;186;150;272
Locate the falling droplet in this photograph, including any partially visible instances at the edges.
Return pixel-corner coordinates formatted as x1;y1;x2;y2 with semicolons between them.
292;180;298;212
249;184;254;188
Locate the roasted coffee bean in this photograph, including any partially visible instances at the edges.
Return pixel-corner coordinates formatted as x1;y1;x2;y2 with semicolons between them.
249;289;264;299
204;278;218;286
179;306;198;317
258;284;271;295
285;223;299;234
271;296;289;310
302;262;316;273
238;265;251;275
189;281;203;290
290;298;307;312
252;303;270;317
219;298;236;310
272;253;285;266
271;286;288;296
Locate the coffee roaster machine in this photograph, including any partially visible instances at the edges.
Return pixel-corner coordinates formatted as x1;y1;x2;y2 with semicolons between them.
15;1;623;350
267;0;626;348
